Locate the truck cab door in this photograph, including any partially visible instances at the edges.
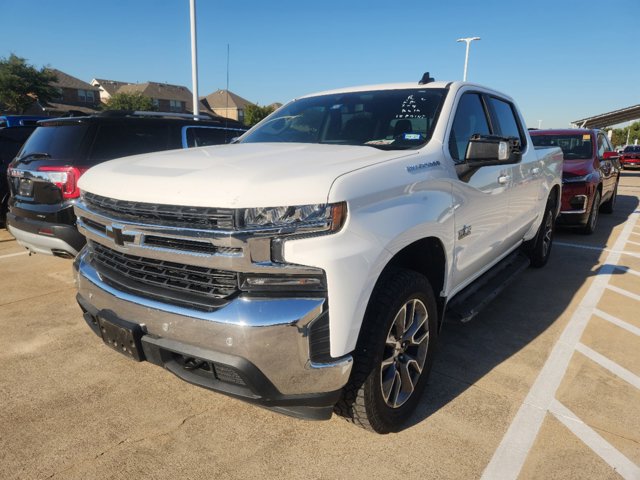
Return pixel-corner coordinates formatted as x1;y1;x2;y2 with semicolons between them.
484;96;539;243
446;92;512;293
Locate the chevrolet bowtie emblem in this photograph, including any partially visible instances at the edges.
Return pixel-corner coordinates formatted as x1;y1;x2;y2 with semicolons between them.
106;224;134;246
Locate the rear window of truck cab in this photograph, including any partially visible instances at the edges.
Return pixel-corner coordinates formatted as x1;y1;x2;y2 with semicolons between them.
240;88;447;150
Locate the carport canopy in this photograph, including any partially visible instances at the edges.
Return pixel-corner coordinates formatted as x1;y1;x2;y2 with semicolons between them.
572;104;640;129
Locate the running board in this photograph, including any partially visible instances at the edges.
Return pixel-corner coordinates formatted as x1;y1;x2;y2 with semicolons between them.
445;251;531;323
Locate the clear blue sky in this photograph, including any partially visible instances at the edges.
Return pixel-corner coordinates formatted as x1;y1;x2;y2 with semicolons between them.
1;0;638;128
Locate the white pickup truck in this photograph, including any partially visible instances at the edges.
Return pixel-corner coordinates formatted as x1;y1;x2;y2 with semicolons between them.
73;76;562;433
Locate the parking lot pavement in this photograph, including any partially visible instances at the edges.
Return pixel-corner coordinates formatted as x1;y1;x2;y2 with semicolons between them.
0;171;638;480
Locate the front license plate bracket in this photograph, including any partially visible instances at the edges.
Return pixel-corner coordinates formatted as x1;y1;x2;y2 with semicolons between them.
97;311;145;361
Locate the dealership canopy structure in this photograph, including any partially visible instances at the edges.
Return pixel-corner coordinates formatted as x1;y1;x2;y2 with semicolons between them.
572;104;640;129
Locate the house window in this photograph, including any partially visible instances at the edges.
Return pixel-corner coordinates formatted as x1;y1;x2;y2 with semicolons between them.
77;89;96;103
152;98;160;108
237;109;244;122
169;100;182;112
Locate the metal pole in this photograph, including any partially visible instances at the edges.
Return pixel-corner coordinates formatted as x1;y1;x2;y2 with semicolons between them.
463;42;470;81
457;37;481;82
190;0;199;117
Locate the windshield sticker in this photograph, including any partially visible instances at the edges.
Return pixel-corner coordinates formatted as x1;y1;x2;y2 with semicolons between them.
582;134;591;141
395;94;425;119
365;139;395;146
403;133;421;140
406;160;441;173
330;104;342;110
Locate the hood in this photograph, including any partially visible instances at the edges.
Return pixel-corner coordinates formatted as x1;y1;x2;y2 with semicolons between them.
78;143;415;208
562;158;596;177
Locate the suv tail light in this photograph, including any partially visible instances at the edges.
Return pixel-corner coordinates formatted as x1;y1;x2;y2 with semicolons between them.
36;166;88;199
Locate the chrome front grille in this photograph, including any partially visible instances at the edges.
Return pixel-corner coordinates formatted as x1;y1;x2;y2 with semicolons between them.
88;241;239;311
83;192;236;230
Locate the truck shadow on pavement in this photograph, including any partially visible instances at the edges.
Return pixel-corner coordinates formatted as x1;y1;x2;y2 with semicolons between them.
406;192;639;431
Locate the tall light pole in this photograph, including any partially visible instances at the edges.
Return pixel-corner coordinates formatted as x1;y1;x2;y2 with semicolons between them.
189;0;199;117
456;37;481;82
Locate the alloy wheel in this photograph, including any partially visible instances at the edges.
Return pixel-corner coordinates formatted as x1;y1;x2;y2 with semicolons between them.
380;298;429;408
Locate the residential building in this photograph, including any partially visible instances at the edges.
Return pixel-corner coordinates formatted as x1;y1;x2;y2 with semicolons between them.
39;69;101;115
201;89;253;123
92;80;211;115
117;82;197;114
90;78;132;104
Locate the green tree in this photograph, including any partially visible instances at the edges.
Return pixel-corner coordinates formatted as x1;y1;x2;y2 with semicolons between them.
610;121;640;148
104;92;157;111
0;54;58;113
244;103;274;127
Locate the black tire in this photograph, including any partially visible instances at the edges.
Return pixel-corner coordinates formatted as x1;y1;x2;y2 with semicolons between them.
525;200;555;268
582;190;601;235
600;181;618;214
334;268;438;434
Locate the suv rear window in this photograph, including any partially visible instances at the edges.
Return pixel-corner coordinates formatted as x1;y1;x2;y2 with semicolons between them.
17;124;89;162
623;145;640;153
184;126;239;147
88;123;173;164
531;134;593;160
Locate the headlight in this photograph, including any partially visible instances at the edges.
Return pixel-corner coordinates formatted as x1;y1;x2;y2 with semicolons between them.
563;174;594;184
242;202;347;233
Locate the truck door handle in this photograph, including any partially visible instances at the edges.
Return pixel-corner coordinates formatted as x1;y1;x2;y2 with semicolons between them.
531;167;541;175
498;175;511;184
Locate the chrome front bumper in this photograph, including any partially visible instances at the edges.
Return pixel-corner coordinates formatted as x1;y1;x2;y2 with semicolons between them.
74;249;352;402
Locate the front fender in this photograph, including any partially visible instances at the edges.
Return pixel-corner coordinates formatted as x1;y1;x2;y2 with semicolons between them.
285;177;455;357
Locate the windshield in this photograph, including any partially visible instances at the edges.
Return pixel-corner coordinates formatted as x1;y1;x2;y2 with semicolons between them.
240;88;447;150
623;145;640;153
531;133;593;160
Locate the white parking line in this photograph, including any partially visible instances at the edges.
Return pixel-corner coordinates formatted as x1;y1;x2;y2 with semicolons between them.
607;284;640;302
481;211;639;480
549;400;640;480
0;251;27;260
594;309;640;337
575;343;640;389
614;265;640;278
554;242;640;258
627;240;640;247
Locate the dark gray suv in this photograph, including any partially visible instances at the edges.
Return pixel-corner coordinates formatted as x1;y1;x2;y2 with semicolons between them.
6;111;246;258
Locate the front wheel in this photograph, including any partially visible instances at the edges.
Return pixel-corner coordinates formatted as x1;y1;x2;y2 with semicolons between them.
600;181;618;214
582;190;601;235
334;268;438;433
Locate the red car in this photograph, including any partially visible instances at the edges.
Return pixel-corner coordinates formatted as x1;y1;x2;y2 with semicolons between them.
620;145;640;169
530;129;620;234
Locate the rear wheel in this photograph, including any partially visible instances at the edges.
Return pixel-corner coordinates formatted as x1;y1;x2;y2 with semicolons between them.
582;190;601;235
334;268;438;433
525;198;555;268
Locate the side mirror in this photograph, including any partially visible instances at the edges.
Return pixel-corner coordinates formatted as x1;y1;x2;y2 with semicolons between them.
465;135;522;166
